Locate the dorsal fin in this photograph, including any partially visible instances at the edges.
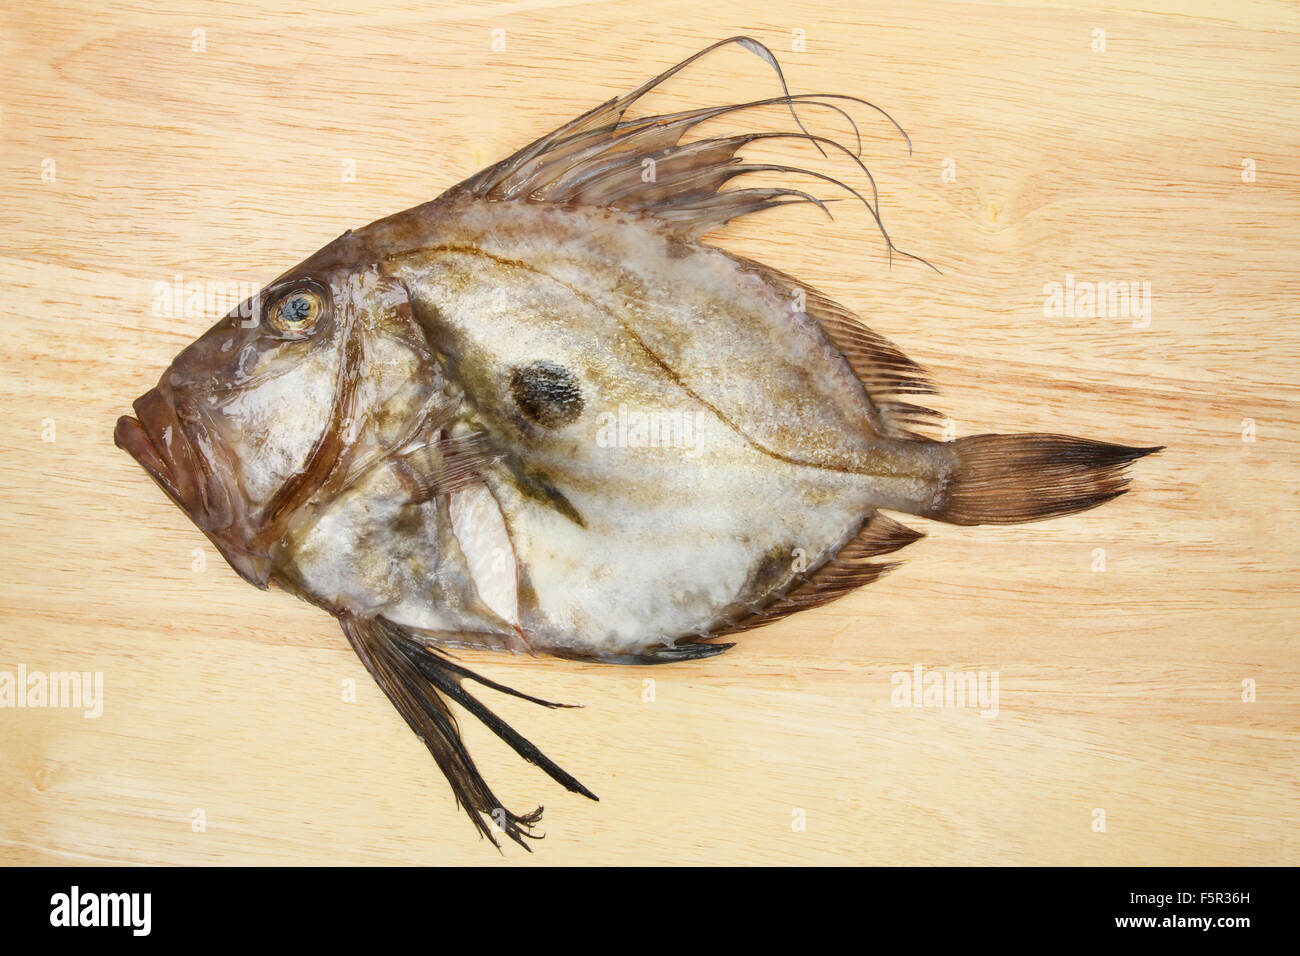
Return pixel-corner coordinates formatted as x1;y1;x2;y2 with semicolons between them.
727;254;943;440
444;37;930;267
710;511;924;637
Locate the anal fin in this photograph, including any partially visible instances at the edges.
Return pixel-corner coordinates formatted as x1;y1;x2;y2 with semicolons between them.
713;511;923;637
549;640;736;665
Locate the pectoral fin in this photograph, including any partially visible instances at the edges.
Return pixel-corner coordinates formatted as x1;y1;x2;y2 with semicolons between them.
393;430;500;504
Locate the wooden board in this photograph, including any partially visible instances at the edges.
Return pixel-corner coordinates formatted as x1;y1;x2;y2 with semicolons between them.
1;0;1296;865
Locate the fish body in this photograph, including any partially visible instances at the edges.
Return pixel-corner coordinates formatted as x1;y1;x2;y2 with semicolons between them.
286;196;944;659
115;38;1158;847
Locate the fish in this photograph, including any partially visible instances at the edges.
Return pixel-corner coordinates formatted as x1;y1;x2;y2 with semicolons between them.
114;37;1160;849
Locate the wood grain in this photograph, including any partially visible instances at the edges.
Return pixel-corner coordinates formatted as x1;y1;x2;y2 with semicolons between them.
1;0;1296;865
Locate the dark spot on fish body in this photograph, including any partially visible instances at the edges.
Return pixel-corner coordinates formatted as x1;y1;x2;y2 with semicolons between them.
390;499;430;538
711;543;802;627
509;360;584;429
663;237;695;260
749;544;798;595
501;456;587;528
513;576;543;628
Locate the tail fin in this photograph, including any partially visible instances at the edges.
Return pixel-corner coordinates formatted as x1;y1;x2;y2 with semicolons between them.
927;434;1161;526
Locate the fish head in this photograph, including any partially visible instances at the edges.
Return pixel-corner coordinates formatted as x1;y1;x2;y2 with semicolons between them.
116;248;447;591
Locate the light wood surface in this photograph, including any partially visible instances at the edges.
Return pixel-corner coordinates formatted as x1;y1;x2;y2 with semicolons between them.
1;0;1296;866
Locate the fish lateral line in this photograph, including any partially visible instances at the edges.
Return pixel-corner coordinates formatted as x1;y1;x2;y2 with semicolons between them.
406;239;940;483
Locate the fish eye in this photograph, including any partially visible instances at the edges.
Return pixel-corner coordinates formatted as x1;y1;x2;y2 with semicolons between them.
264;283;328;336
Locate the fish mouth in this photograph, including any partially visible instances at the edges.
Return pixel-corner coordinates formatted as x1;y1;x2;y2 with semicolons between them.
115;388;270;588
115;389;205;517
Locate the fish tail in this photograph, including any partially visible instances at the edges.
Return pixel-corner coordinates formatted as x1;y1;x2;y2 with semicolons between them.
923;434;1162;526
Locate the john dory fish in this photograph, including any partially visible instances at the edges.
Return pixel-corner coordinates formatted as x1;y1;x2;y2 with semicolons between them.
115;38;1159;847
